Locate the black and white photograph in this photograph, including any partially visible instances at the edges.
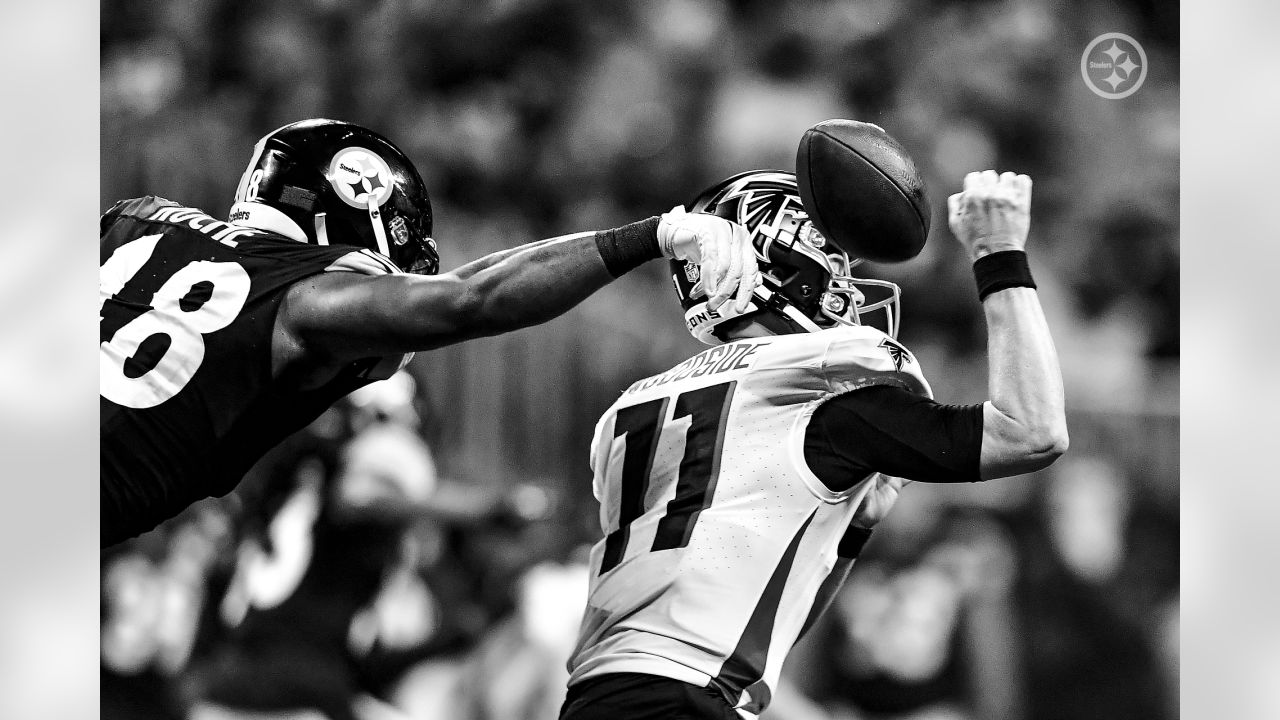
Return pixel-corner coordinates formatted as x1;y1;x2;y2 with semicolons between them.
94;2;1181;720
24;0;1274;718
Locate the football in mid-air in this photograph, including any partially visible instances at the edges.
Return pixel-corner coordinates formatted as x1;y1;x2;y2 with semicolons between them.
795;119;930;263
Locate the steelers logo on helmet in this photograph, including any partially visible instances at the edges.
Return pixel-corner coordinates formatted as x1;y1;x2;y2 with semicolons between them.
328;147;395;210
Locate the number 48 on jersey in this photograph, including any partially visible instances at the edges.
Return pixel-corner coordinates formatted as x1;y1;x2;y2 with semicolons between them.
100;234;251;409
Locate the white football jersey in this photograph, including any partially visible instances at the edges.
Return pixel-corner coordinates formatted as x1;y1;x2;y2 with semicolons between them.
567;324;932;717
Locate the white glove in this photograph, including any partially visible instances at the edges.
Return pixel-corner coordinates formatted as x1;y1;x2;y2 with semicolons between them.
658;205;760;313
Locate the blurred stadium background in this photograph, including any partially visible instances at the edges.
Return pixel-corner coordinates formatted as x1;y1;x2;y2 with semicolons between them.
99;1;1178;719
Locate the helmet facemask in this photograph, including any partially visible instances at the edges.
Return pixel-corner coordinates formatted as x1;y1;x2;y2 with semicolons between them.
814;247;902;340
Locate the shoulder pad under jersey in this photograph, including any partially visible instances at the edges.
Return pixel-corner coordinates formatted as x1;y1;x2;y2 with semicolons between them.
819;325;932;399
100;196;181;234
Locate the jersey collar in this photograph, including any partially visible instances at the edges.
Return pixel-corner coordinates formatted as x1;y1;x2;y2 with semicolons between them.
227;201;308;244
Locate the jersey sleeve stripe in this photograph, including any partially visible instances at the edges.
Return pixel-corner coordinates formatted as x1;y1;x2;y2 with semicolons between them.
795;525;872;642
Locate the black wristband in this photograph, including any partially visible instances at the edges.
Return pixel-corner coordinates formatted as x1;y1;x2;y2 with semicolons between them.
595;216;661;277
973;250;1036;301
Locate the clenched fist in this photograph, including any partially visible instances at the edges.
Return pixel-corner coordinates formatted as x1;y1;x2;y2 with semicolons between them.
947;171;1033;262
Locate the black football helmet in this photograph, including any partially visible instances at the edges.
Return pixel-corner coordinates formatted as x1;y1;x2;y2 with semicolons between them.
229;119;438;274
672;170;901;344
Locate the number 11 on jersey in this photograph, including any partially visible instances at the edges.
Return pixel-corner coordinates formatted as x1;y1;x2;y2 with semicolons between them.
599;381;737;574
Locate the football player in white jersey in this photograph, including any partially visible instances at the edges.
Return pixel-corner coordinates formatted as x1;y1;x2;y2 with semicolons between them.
561;169;1067;720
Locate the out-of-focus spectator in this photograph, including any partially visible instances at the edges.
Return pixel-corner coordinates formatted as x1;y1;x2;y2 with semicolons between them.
1008;455;1178;720
102;503;234;720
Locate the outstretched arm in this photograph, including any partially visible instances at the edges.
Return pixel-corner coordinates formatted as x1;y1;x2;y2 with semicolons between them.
949;171;1068;479
282;214;758;359
448;236;567;280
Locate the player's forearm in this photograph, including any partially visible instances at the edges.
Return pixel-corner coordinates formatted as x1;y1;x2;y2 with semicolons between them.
418;219;661;346
367;235;615;352
450;237;563;280
981;286;1068;475
456;233;630;336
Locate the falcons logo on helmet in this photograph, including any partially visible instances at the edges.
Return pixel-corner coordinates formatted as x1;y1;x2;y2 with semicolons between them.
717;173;811;258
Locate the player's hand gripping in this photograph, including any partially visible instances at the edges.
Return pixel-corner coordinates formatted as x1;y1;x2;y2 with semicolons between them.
850;475;909;530
659;206;760;313
947;170;1033;262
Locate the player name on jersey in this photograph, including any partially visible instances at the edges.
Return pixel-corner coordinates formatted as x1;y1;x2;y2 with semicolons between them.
148;204;259;246
625;340;764;395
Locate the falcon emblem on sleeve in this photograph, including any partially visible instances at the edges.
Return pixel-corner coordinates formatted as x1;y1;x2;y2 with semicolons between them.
879;337;912;371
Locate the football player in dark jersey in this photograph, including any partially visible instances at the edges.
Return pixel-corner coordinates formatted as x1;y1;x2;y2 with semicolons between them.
190;372;454;720
560;169;1067;720
101;118;760;547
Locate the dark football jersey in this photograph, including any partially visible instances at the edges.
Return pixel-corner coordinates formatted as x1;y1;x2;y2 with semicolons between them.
202;490;405;720
195;425;433;720
100;196;405;546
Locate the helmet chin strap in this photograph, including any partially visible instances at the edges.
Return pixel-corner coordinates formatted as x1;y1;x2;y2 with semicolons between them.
310;203;392;261
691;284;824;344
754;286;823;333
368;202;391;258
314;213;329;245
780;303;824;333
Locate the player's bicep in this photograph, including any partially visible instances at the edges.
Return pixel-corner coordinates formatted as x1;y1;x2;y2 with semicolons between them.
805;385;983;488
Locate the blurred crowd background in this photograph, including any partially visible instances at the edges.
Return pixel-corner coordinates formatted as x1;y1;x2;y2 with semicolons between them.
100;1;1179;719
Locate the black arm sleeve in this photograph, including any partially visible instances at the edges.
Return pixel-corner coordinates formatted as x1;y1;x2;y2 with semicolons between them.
803;385;984;491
